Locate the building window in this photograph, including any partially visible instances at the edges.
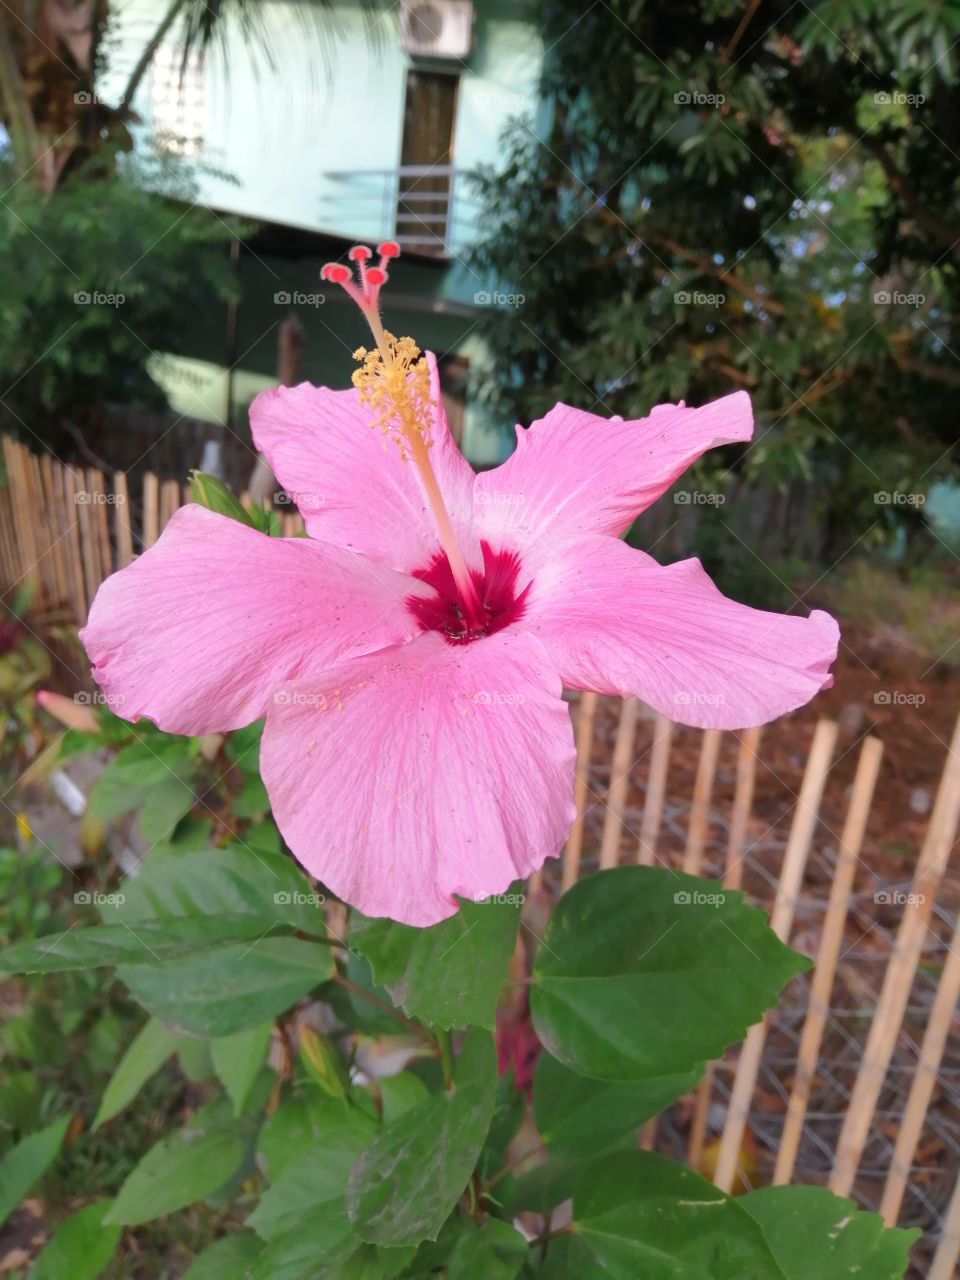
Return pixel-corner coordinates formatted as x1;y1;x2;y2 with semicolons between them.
398;69;459;254
151;46;204;156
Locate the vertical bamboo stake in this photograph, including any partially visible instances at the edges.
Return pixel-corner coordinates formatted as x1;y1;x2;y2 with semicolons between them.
599;697;640;869
688;727;765;1168
638;715;673;865
683;728;722;875
38;453;68;606
714;718;838;1193
0;471;14;591
6;440;39;592
74;467;101;613
160;479;180;531
774;735;884;1186
830;710;960;1198
930;1164;960;1280
879;905;960;1224
562;692;598;890
88;468;112;580
142;473;160;549
725;726;762;890
114;472;134;568
60;462;86;621
28;450;54;600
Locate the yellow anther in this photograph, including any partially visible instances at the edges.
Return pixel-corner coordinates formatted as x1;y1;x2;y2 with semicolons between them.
352;331;432;463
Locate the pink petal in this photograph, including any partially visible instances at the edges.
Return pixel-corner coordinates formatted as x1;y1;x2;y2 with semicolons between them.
80;505;428;736
475;391;752;546
249;351;476;574
260;632;576;925
527;535;839;729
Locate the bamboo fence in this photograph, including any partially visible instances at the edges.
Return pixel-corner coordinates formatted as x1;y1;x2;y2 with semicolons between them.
1;435;959;1278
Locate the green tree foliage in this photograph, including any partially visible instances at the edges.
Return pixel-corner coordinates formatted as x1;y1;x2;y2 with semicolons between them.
468;0;960;564
0;146;240;452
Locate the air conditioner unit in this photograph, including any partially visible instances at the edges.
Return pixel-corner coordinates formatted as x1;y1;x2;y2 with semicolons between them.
400;0;474;59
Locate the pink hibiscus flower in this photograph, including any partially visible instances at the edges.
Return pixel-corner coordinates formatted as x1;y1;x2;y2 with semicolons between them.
80;244;839;926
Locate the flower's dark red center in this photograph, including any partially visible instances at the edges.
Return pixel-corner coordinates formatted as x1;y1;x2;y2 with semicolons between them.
407;541;530;645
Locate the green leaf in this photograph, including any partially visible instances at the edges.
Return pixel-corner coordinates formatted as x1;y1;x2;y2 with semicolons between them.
498;1154;581;1217
119;937;330;1037
117;842;326;935
257;1096;334;1183
447;1218;527;1278
0;1116;69;1227
248;1227;405;1280
104;1112;246;1226
182;1232;263;1280
349;895;521;1030
232;773;270;817
534;1051;703;1155
248;1221;343;1280
94;1017;181;1128
212;1023;274;1115
531;867;808;1081
178;1036;216;1082
739;1186;918;1280
326;1244;417;1278
249;1096;378;1264
88;739;195;833
379;1072;430;1126
0;916;283;974
190;471;255;526
31;1200;122;1280
556;1150;784;1279
346;1028;498;1247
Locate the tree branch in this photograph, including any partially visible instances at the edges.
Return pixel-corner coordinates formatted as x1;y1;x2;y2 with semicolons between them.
860;135;960;253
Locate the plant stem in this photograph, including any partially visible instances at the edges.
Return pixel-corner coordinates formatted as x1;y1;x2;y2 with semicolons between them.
435;1027;454;1087
331;971;423;1035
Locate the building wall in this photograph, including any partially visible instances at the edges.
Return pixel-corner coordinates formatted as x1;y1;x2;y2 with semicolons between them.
101;1;541;256
100;0;544;463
